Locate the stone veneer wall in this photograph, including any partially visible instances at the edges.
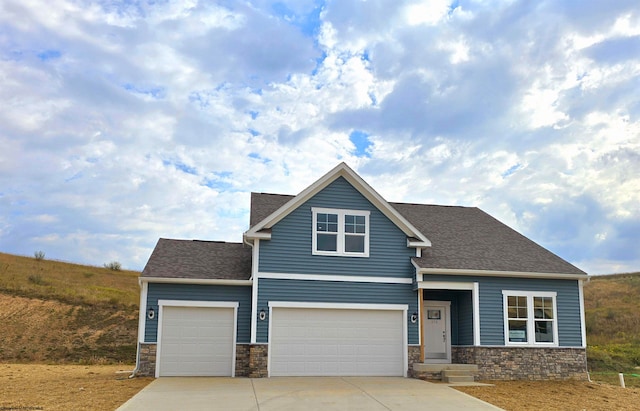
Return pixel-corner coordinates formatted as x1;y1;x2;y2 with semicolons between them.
407;346;421;377
138;343;157;377
235;344;250;377
136;343;268;377
248;344;268;377
452;346;588;380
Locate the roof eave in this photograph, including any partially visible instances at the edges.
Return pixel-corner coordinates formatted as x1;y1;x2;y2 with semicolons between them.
416;267;588;280
140;277;252;286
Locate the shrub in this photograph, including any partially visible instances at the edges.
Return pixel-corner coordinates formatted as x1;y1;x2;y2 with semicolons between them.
104;261;122;271
34;250;45;261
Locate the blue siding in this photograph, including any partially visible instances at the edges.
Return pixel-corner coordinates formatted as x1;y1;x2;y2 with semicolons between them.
256;278;419;344
422;276;583;346
145;283;252;343
457;291;474;345
259;177;415;278
425;290;474;345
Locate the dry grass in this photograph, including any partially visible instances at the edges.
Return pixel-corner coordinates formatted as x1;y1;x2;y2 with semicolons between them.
0;252;140;307
584;272;640;371
0;364;152;411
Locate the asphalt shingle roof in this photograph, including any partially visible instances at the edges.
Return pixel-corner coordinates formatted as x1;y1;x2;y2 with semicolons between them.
141;238;252;280
250;192;586;275
144;191;585;280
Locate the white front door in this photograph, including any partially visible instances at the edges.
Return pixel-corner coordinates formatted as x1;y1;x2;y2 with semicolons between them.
423;301;451;363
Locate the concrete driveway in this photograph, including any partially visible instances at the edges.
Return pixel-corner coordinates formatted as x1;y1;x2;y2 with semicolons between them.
116;377;502;411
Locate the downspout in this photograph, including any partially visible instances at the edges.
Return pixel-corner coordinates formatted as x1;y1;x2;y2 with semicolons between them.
129;277;146;378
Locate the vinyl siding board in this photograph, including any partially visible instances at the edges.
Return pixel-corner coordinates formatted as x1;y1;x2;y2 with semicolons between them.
145;283;251;343
257;278;418;344
259;177;415;278
422;275;583;347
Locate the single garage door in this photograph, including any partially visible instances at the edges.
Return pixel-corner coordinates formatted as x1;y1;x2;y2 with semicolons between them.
158;305;235;377
270;307;404;376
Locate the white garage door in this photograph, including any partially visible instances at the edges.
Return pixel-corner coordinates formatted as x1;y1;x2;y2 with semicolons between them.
270;307;405;376
158;305;235;377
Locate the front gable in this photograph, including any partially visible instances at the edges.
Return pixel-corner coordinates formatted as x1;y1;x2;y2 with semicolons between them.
257;177;417;277
244;162;430;249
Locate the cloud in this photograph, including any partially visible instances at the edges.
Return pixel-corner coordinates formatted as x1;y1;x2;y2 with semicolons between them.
0;0;638;275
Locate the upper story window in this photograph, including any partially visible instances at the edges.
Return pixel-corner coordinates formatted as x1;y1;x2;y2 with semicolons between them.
502;290;558;346
312;208;370;257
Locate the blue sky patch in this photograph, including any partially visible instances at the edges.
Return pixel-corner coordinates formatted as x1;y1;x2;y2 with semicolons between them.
123;83;166;99
37;50;61;61
349;130;372;158
163;159;197;175
502;163;523;178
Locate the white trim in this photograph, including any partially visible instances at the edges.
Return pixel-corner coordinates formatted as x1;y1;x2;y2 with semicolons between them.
258;272;413;284
501;291;558;347
268;301;408;311
141;277;252;286
243;162;430;247
158;300;239;309
312;207;370;257
578;280;587;348
473;282;481;346
423;301;451;363
267;302;408;377
138;281;148;344
267;305;273;377
416;291;422;346
155;300;239;378
250;240;260;344
417;267;587;280
417;281;475;290
418;281;480;346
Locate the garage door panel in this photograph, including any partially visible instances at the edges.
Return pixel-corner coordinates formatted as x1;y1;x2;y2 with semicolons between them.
270;308;404;377
158;306;235;377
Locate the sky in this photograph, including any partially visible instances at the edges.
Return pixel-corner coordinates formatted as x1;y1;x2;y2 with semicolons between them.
1;0;638;274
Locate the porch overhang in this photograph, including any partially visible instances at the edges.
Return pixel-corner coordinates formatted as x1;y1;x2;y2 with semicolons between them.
412;261;588;281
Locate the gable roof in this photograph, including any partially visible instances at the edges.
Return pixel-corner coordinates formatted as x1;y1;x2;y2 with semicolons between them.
244;162;430;247
392;203;586;276
249;193;586;276
141;238;252;280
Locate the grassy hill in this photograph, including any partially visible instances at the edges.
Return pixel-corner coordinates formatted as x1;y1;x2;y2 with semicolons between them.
1;251;639;372
583;272;640;373
0;252;140;364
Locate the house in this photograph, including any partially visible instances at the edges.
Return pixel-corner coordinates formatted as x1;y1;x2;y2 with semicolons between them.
134;163;588;381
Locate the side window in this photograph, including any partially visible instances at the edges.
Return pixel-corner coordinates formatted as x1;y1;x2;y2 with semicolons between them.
312;208;369;257
503;291;557;346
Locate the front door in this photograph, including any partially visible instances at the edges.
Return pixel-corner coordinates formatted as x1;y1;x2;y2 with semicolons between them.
423;301;451;363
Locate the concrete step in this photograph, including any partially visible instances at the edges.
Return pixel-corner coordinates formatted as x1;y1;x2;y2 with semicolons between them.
413;363;478;373
442;369;478;377
444;375;476;383
441;368;477;383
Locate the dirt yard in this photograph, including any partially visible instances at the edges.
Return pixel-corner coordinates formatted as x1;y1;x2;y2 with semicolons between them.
455;379;640;410
0;364;152;411
2;364;640;410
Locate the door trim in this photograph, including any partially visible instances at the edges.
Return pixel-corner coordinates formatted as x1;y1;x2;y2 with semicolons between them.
423;300;451;364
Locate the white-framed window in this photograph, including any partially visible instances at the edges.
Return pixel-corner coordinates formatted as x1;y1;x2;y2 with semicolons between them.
502;290;558;346
312;207;370;257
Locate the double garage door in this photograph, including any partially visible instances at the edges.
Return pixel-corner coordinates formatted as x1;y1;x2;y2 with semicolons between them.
270;307;405;377
156;304;405;377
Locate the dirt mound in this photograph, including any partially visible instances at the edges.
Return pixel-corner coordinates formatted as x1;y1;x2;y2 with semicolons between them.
0;293;138;363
